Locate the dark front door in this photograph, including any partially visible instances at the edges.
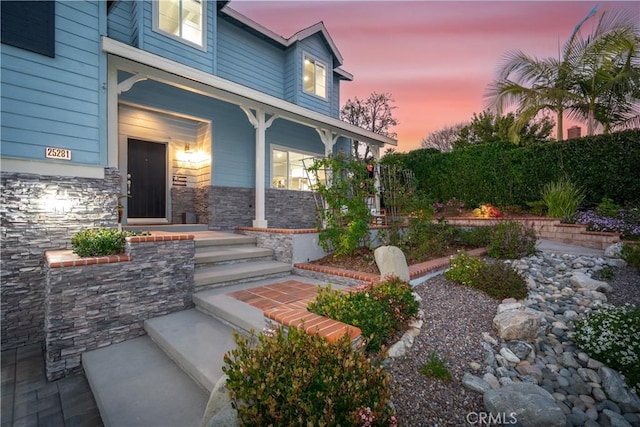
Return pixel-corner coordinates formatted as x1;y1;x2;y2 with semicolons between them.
127;139;167;219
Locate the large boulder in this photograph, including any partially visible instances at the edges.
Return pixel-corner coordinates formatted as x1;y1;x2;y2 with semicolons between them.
374;245;410;282
604;243;624;258
570;272;612;292
201;375;239;427
484;383;567;427
493;311;540;341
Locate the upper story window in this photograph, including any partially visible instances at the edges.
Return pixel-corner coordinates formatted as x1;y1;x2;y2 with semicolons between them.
156;0;204;48
303;54;326;99
1;1;55;58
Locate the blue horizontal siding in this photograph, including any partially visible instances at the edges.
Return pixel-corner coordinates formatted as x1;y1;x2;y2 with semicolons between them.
107;0;135;44
297;35;333;116
283;47;296;103
216;19;284;98
140;0;214;74
120;80;256;187
331;75;340;118
0;1;105;166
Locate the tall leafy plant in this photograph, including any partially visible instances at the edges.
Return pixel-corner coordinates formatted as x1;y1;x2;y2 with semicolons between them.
306;154;373;257
541;177;585;220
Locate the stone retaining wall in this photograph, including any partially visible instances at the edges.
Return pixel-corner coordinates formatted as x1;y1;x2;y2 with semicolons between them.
44;235;195;380
265;189;317;229
443;217;620;250
1;168;120;350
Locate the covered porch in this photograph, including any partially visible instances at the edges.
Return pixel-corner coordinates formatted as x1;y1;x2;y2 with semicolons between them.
103;37;396;229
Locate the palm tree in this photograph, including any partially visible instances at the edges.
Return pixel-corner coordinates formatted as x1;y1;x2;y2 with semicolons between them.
566;10;640;134
486;7;639;140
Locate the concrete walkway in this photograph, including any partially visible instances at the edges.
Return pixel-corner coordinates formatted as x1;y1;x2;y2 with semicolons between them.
536;239;605;257
1;343;103;427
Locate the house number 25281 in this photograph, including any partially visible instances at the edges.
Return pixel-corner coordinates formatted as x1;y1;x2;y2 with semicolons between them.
45;147;72;160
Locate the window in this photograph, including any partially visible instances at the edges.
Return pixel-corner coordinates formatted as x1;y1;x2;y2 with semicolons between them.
303;54;326;98
1;1;55;57
272;149;318;191
156;0;204;47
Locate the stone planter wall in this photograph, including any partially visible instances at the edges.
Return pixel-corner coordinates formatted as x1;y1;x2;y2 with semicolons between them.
44;234;195;381
1;168;120;350
442;217;620;250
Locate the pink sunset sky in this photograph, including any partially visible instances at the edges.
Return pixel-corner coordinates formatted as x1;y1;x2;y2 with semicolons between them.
231;1;639;152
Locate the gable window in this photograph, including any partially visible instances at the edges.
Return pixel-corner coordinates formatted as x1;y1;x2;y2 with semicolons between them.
1;1;55;57
303;54;326;98
156;0;204;47
272;148;318;191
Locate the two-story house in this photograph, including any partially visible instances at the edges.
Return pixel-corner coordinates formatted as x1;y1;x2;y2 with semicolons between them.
0;0;395;349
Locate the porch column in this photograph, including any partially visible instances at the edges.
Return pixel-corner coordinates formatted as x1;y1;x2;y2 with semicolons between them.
240;106;276;228
315;128;339;156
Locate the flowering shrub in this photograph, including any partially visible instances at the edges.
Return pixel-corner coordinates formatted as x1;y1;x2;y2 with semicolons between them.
473;204;501;218
223;326;397;426
445;252;528;300
574;209;640;240
574;304;640;389
308;277;419;352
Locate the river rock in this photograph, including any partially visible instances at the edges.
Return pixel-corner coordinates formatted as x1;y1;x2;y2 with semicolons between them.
484;383;567;427
462;373;492;393
570;272;612;292
600;367;640;413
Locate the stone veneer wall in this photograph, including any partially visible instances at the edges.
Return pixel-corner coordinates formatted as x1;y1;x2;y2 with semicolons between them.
195;186;211;226
171;187;195;224
210;186;255;230
1;168;120;350
237;229;297;263
44;235;195;380
209;186;318;230
265;189;317;229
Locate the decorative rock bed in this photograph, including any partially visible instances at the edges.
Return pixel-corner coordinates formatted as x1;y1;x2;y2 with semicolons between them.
461;251;640;427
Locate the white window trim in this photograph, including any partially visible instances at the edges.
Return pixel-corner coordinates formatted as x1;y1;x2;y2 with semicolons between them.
152;0;207;52
302;52;328;101
270;145;318;191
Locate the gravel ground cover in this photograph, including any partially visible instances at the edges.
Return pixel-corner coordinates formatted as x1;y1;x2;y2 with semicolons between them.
387;262;640;427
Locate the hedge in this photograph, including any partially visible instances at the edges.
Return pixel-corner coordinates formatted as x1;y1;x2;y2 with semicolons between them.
383;129;640;208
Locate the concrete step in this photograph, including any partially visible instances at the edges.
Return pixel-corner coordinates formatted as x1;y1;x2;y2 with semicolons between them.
195;245;273;265
194;234;256;248
194;290;265;334
144;309;238;393
194;260;292;289
83;335;208;427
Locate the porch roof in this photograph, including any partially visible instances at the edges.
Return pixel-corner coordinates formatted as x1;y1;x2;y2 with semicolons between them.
102;37;396;148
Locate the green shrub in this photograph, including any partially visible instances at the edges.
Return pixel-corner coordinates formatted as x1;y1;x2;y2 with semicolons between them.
382;129;640;209
420;351;452;382
71;228;130;257
308;278;419;352
445;252;528;300
445;252;485;287
574;304;640;389
488;221;537;259
473;262;529;300
223;326;397;426
457;226;492;248
526;200;547;216
402;215;457;259
541;177;585;220
596;196;622;217
305;154;373;257
621;242;640;271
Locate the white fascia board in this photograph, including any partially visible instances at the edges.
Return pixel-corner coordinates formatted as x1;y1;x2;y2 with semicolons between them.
220;7;288;46
334;67;353;81
102;37;396;147
288;22;343;65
